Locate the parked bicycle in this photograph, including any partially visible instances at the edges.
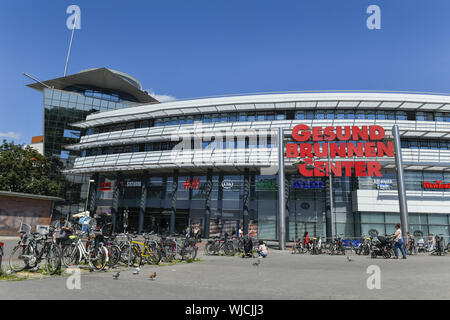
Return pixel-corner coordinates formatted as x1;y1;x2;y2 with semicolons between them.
354;236;371;255
61;231;107;271
205;235;235;256
9;224;61;274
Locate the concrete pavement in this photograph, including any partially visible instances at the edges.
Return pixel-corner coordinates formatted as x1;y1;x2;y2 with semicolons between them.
1;248;450;300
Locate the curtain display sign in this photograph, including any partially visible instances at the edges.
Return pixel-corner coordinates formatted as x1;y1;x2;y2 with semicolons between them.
287;125;394;177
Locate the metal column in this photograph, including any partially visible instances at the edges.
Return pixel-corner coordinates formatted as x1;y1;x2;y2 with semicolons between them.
170;170;178;235
88;173;99;214
138;171;149;233
243;168;250;236
277;127;286;250
111;173;121;233
326;141;335;241
393;125;409;240
204;169;213;238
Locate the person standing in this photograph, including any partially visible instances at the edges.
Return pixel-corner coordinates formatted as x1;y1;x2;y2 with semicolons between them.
392;223;407;259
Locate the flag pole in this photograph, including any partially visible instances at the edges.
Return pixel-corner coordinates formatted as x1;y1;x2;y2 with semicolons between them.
64;15;77;76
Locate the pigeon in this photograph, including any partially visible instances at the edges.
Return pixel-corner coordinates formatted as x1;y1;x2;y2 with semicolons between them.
346;255;353;262
112;271;120;280
133;267;140;275
149;272;157;280
252;260;260;266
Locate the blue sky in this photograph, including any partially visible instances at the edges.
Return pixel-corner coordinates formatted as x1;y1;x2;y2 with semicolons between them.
1;0;450;145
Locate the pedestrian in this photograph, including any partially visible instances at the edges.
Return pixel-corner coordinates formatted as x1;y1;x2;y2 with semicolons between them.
303;232;310;248
238;226;244;238
257;240;268;258
391;223;407;259
427;234;435;252
55;215;73;246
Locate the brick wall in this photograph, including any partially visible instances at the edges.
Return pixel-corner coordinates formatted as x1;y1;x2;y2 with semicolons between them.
0;195;53;236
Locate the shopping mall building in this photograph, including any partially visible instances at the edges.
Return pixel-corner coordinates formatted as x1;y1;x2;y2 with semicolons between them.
61;89;450;241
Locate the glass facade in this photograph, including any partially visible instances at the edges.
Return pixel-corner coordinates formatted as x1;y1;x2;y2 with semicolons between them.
69;93;450;242
86;109;450;136
90;170;450;241
42;88;140;217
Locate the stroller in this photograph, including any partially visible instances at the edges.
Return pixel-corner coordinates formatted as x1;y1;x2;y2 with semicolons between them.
430;235;445;256
242;236;254;258
371;235;394;259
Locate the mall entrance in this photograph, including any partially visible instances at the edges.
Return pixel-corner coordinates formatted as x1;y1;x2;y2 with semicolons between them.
144;209;189;234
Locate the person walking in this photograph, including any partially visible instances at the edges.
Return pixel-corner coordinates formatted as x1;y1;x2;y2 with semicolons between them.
391;223;407;259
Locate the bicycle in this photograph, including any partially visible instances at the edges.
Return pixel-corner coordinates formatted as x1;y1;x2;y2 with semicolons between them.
407;236;417;255
133;232;161;265
354;236;371;255
205;236;235;256
9;225;61;275
328;236;345;255
102;234;121;268
118;232;142;267
61;231;108;271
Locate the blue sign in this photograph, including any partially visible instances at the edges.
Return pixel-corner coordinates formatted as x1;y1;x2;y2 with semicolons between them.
292;181;323;189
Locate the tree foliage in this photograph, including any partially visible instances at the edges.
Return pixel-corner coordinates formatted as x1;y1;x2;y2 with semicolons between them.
0;139;62;196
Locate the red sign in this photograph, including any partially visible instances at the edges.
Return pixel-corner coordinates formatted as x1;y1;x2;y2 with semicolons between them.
100;182;111;191
287;125;394;177
183;178;200;190
423;180;450;189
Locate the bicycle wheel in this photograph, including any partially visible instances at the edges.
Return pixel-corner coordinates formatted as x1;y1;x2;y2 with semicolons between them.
107;245;121;267
161;245;175;263
224;241;235;256
205;242;216;255
89;246;107;271
62;244;80;267
9;244;34;272
145;244;161;265
181;244;197;260
128;244;142;267
45;244;61;275
119;243;131;264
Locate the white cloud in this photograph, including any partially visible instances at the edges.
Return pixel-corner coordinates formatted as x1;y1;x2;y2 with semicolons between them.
145;89;176;102
0;131;21;140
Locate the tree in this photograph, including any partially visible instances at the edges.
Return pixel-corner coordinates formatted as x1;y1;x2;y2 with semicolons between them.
0;139;61;196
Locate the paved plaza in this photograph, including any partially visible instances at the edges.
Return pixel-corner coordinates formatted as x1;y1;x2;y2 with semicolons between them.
1;240;450;300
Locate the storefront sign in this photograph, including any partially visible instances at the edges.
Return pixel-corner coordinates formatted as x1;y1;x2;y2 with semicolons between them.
423;180;450;189
287;125;394;177
256;179;278;191
183;178;200;190
373;178;393;190
119;180;141;188
292;180;323;189
99;182;111;192
221;180;234;190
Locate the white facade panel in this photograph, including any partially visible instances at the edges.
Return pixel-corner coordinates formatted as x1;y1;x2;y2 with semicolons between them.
354;190;450;214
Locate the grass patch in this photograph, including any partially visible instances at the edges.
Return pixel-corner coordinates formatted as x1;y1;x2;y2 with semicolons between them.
34;266;63;276
0;269;29;281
